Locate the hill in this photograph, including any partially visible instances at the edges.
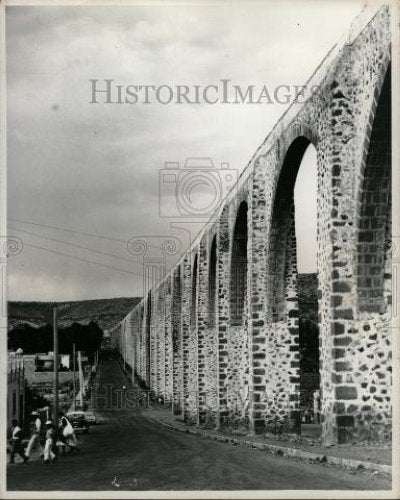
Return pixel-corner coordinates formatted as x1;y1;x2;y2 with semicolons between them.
297;273;319;377
8;297;142;331
298;272;318;323
8;274;317;333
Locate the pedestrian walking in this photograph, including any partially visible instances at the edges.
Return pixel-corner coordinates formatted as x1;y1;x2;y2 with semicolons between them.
59;413;80;453
43;420;56;464
9;419;28;464
56;412;68;455
25;411;44;459
313;389;321;424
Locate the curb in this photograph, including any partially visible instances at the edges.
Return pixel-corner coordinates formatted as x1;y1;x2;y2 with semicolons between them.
145;415;391;476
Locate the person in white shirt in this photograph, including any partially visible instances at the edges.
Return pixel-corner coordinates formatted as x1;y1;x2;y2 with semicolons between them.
43;420;56;463
58;413;79;453
313;389;321;423
25;411;43;458
9;419;28;464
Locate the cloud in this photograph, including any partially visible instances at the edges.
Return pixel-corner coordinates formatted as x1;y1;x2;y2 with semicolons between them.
7;1;364;301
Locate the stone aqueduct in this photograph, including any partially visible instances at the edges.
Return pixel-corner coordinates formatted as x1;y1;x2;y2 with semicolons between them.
110;6;392;444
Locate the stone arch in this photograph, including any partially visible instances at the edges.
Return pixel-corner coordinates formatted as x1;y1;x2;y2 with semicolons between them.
209;234;217;326
145;292;152;387
172;266;182;353
230;201;248;326
183;252;198;423
217;203;232;425
269;136;317;321
172;265;183;414
191;253;198;327
197;231;219;425
356;62;391;315
265;132;320;433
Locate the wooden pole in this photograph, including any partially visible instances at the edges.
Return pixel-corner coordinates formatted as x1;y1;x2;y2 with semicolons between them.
124;328;126;372
78;350;84;408
132;350;135;385
73;343;76;410
53;307;59;423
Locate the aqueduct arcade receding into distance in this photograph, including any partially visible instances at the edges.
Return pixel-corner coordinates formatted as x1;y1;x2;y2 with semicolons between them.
110;6;392;444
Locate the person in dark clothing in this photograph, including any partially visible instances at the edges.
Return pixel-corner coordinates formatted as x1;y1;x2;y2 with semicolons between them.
9;419;28;464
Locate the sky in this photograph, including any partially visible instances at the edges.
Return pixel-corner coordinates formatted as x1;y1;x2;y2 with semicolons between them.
6;1;365;301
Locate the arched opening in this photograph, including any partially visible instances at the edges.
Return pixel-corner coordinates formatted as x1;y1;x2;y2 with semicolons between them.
139;306;144;385
146;292;152;387
172;266;182;353
358;64;391;314
191;254;198;327
209;235;217;326
230;201;248;326
294;144;320;432
294;146;318;273
172;265;183;415
268;136;320;434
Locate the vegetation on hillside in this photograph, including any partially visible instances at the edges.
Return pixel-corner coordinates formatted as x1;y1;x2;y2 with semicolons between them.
8;297;141;331
8;321;104;356
298;273;319;374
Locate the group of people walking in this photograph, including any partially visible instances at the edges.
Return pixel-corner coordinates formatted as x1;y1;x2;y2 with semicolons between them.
9;411;80;464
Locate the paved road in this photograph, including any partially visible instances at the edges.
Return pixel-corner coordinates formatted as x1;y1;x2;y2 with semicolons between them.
7;353;391;491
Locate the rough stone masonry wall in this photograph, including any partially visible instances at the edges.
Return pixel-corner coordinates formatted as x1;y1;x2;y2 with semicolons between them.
182;254;198;424
319;9;391;444
250;145;304;435
145;294;151;387
197;231;219;426
172;266;183;414
149;291;158;394
226;193;251;428
156;286;167;399
135;302;146;386
216;204;231;426
164;275;173;404
112;6;392;444
345;31;392;443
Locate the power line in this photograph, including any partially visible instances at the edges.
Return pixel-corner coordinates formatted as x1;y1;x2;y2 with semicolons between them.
9;217;127;243
9;217;160;249
24;243;143;277
9;226;144;267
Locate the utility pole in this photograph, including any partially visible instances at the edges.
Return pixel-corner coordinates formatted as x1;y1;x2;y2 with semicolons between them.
73;343;76;410
124;328;126;372
53;307;59;424
132;350;135;386
78;350;84;408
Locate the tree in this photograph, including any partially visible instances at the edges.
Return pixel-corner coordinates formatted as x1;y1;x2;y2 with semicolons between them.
8;322;104;355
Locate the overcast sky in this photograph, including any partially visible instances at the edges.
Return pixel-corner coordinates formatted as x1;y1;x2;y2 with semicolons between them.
7;1;364;301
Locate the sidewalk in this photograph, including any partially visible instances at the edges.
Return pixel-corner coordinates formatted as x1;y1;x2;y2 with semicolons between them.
143;407;392;475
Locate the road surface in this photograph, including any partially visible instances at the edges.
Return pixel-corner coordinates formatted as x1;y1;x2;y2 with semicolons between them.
7;353;391;491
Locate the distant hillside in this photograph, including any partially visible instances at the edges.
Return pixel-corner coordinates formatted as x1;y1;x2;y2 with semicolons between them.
298;273;318;323
9;274;317;332
298;273;319;376
8;297;142;331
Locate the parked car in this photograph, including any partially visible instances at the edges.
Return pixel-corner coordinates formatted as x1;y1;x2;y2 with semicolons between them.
83;411;97;425
66;411;90;433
